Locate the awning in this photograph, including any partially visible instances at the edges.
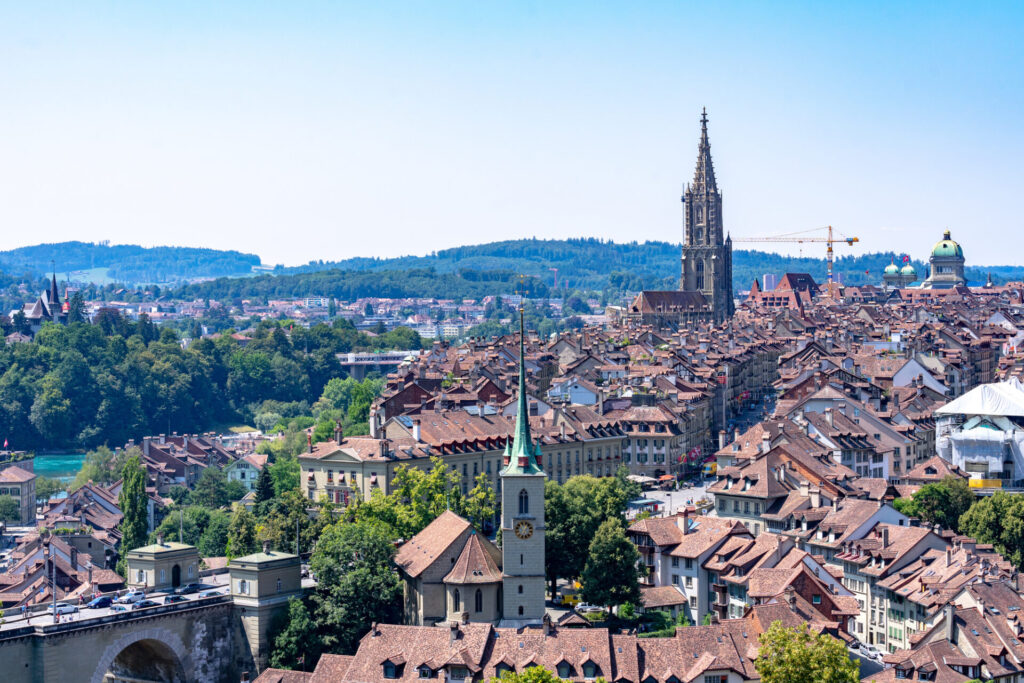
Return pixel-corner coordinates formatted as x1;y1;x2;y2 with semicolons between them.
658;475;674;481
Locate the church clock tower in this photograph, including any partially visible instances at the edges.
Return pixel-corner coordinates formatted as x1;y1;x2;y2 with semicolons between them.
680;108;734;323
499;308;547;625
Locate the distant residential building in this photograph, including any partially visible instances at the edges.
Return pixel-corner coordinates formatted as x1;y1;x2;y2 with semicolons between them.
0;465;36;524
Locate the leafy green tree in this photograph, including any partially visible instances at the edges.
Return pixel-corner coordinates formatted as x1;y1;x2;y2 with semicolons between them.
191;466;229;509
270;597;322;670
755;622;859;683
958;490;1024;567
34;476;65;503
580;518;640;610
309;519;402;654
67;292;87;324
464;472;497;531
198;510;232;556
352;458;463;538
545;471;634;597
491;667;564;683
0;495;20;522
117;455;149;576
226;503;258;559
893;476;973;532
269;454;301;495
254;464;275;505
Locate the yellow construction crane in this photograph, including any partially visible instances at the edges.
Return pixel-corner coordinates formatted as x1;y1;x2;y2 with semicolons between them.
732;225;859;296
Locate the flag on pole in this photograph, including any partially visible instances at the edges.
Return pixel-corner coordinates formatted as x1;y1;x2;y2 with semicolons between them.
3;438;7;448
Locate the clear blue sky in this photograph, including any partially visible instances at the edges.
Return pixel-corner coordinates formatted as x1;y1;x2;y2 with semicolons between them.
1;2;1021;266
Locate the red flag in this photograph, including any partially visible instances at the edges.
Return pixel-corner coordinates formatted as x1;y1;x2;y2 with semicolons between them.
3;439;7;449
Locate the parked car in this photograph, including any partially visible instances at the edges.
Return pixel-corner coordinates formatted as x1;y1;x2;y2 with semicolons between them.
86;596;112;609
198;589;221;598
110;604;129;612
132;599;160;610
858;644;882;660
114;590;145;604
175;583;201;595
576;604;604;614
163;594;187;604
52;603;79;615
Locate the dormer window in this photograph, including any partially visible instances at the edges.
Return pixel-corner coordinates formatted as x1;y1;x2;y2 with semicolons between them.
383;663;398;679
582;661;598;679
557;663;572;679
419;667;434;679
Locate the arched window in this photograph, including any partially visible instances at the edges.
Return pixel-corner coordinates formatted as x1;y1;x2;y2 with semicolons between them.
696;260;705;291
453;589;460;612
239;579;248;594
475;589;483;613
696;206;704;223
518;489;529;515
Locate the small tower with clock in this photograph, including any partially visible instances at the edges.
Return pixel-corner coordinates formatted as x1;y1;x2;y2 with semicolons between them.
499;307;547;625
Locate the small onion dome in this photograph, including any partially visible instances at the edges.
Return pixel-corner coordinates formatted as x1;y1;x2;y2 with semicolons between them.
900;264;917;278
884;262;900;275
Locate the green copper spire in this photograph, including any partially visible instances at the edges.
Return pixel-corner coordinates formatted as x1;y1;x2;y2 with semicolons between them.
501;307;543;476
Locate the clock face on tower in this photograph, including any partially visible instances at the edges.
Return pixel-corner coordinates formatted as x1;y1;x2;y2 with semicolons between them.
514;520;534;539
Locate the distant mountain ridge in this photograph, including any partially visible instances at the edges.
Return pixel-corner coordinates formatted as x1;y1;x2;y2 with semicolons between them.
0;241;262;285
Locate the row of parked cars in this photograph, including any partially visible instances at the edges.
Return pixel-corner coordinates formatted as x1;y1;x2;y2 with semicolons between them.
49;583;218;616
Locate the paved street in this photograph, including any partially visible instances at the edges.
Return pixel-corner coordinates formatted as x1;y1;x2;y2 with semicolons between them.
643;477;716;517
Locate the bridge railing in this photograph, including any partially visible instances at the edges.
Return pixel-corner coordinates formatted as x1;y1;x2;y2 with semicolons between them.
0;592;232;636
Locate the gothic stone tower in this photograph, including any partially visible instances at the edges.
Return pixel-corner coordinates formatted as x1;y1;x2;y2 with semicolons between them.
680;108;734;323
499;309;546;625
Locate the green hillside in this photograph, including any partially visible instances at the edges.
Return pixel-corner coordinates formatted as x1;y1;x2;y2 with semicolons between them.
0;241;262;285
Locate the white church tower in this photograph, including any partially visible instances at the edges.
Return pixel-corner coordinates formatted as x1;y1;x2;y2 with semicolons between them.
499;308;547;625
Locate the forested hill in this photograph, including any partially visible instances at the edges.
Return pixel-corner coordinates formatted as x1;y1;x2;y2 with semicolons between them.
0;241;262;284
256;238;1022;296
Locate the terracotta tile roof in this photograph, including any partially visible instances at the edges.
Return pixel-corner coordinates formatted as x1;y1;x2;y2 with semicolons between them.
640;586;688;608
395;510;471;578
443;531;502;584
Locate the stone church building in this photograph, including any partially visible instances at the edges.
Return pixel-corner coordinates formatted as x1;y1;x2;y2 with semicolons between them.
394;311;547;627
629;109;734;329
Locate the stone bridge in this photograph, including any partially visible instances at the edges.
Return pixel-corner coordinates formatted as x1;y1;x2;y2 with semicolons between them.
0;596;258;682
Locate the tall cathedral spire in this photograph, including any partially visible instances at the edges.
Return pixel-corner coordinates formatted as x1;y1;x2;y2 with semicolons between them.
501;307;543;475
691;107;718;194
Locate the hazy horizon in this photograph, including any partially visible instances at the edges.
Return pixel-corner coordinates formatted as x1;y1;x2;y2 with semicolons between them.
2;2;1021;267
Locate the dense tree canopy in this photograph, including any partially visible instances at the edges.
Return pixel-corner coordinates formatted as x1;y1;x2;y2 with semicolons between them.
893;476;973;532
0;318;402;451
755;622;859;683
580;518;641;610
958;490;1024;567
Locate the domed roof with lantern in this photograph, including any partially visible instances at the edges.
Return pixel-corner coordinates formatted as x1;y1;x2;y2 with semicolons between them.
931;230;963;258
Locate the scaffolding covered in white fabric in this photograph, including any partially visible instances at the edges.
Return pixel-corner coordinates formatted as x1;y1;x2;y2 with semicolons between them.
936;427;1024;478
935;378;1024;418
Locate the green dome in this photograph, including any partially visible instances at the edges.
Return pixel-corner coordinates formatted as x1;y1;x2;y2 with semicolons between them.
931;230;963;259
900;264;917;277
884;262;900;275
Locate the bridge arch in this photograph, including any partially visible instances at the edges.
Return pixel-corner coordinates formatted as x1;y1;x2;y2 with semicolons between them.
90;626;192;683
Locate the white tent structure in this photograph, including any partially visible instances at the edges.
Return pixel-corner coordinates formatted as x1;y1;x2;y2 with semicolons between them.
934;377;1024;417
935;379;1024;482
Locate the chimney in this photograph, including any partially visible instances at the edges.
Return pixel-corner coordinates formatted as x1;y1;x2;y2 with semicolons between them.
785;585;797;611
681;508;690;535
945;548;952;567
718;430;726;451
881;526;889;547
263;540;271;555
943;603;956;642
412;419;422;443
334;420;343;444
449;621;460;644
461;611;470;625
87;562;93;588
710;612;719;624
159;433;166;445
69;546;78;569
761;433;771;454
543;612;554;635
371;622;380;637
379;439;390;459
307;433;313;454
143;436;151;456
369;413;379;439
825;407;834;428
241;673;250;683
157;533;164;546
